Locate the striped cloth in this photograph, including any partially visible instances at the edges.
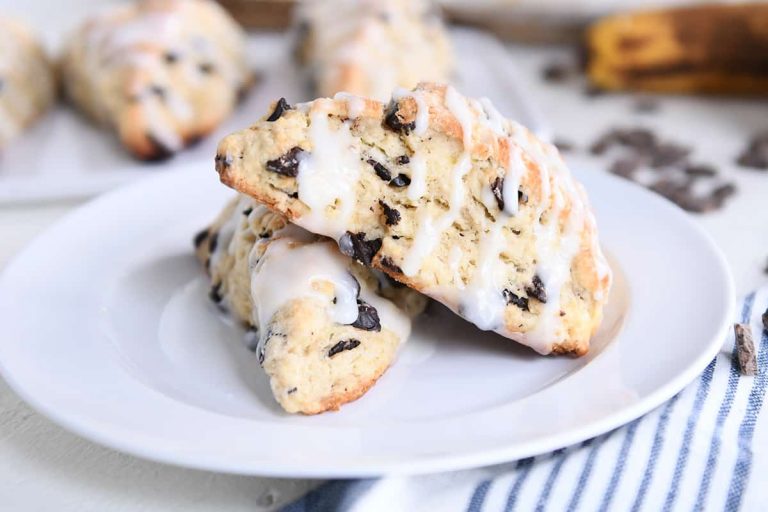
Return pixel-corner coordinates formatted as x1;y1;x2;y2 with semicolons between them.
283;289;768;512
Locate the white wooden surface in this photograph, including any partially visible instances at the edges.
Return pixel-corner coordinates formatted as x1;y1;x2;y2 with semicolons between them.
1;1;768;510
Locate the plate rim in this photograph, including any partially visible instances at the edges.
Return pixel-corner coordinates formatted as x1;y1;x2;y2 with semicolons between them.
0;164;735;477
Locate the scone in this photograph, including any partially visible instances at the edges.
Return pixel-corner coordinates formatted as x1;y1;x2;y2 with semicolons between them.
60;0;252;160
0;16;56;148
195;195;427;414
294;0;452;100
215;84;612;356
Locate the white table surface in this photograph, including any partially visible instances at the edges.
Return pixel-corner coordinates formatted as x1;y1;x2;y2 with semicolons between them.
2;2;768;510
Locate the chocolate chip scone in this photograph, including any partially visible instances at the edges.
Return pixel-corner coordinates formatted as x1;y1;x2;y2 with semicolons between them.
194;195;427;414
215;83;612;356
294;0;452;100
60;0;252;160
0;16;56;148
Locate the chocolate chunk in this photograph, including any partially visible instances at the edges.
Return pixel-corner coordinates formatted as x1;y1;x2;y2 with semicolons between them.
193;228;209;248
379;200;401;226
266;146;304;177
650;143;690;168
518;190;528;205
396;155;410;165
383;100;415;133
367;158;392;181
328;338;362;357
379;256;403;274
389;173;411;187
525;275;548;303
215;153;233;173
503;289;529;311
734;323;757;376
542;61;574;83
198;62;215;74
209;282;223;303
266;97;292;122
287;387;298;394
338;232;382;266
208;232;219;253
164;52;179;64
553;138;574;152
684;164;717;177
491;177;505;211
351;300;381;331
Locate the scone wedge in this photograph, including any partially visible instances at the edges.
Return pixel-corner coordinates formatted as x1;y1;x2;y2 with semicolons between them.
195;195;426;414
215;83;612;356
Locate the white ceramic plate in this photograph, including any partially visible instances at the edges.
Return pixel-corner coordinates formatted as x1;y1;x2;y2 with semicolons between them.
0;28;547;204
0;163;734;477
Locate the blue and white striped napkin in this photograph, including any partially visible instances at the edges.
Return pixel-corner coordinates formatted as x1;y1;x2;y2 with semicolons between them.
283;288;768;512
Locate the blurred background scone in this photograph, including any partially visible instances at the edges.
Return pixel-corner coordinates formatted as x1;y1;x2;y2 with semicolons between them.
294;0;453;100
60;0;252;160
0;16;55;149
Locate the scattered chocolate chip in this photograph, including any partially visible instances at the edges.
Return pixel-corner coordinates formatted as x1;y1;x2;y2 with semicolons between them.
243;207;253;216
503;289;529;311
518;190;528;205
491;177;505;211
633;96;659;113
553;138;574;152
525;275;548;303
287;387;298;394
379;200;401;226
215;153;233;173
389;173;411;187
650;143;690;168
266;97;292;122
193;228;209;248
734;323;757;376
379;256;403;274
209;282;223;303
542;61;575;83
266;147;304;177
338;232;382;266
198;62;215;74
164;52;179;64
396;155;410;165
289;191;299;199
328;338;362;357
367;158;392;181
208;232;219;253
383;100;415;133
684;164;717;177
351;300;381;331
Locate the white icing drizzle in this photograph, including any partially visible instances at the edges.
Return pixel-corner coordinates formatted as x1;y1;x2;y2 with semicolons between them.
460;221;506;330
445;86;473;149
407;152;428;201
296;101;361;238
503;144;525;216
334;92;367;119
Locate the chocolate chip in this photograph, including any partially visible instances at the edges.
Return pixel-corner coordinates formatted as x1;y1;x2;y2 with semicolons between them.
338;232;382;266
164;52;179;64
243;207;253;216
518;190;528;205
367;158;391;181
390;173;411;187
145;134;174;161
379;200;401;226
684;164;717;177
287;387;298;394
491;177;504;211
383;100;415;134
198;62;215;74
734;323;757;375
193;228;209;248
266;97;292;122
379;256;403;274
650;143;690;168
396;155;410;165
503;289;529;311
525;275;548;303
266;147;304;177
209;282;223;303
351;300;381;331
553;138;574;152
328;338;362;357
215;153;233;173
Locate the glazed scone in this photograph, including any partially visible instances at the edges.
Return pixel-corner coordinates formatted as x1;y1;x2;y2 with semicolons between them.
61;0;252;160
294;0;452;100
215;84;612;356
0;16;56;148
194;195;427;414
